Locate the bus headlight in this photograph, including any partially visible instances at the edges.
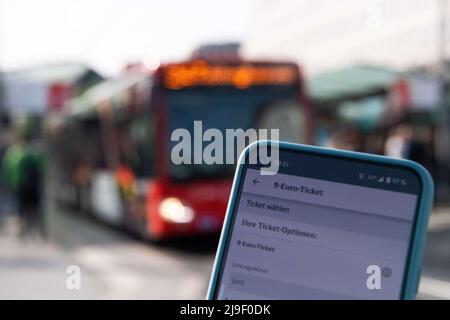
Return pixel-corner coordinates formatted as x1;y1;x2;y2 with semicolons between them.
159;197;194;224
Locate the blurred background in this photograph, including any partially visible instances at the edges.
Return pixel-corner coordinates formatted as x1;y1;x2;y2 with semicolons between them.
1;0;450;299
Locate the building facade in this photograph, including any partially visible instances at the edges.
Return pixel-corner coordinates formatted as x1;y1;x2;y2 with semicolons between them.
244;0;450;75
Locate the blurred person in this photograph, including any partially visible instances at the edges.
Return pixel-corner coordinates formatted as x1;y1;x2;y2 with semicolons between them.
384;124;434;176
406;131;428;165
405;127;436;182
2;119;45;239
0;113;15;226
384;124;413;158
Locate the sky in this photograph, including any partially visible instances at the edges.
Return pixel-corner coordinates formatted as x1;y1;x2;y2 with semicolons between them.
0;0;253;76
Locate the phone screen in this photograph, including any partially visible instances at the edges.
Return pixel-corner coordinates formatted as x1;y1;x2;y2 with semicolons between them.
214;148;422;299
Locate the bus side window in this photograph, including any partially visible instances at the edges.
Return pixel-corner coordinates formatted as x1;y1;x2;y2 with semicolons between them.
85;118;108;170
118;116;155;178
131;116;155;178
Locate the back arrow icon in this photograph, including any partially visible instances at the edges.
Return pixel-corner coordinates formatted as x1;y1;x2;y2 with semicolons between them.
252;178;260;185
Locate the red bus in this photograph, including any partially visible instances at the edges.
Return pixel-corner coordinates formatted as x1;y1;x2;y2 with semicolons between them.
52;58;312;240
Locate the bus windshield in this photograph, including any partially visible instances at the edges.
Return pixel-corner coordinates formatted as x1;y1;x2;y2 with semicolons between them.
166;85;303;181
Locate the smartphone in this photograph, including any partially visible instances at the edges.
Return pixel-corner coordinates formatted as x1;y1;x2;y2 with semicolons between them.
207;141;433;300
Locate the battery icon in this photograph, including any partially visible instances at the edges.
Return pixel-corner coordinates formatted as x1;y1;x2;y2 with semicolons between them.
386;177;391;184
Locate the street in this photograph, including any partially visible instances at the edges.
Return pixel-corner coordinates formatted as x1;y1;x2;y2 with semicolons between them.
0;196;217;299
0;196;449;299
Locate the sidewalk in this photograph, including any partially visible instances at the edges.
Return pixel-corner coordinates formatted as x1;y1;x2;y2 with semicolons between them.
0;217;100;299
0;206;449;299
0;206;212;300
